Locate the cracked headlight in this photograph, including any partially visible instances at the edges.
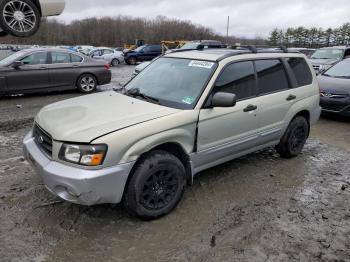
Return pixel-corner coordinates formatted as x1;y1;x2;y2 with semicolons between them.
59;144;108;166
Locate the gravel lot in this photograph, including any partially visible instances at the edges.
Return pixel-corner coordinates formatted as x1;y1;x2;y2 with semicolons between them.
0;61;349;261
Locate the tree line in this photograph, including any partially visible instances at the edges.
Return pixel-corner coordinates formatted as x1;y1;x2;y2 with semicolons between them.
1;16;264;47
268;23;350;48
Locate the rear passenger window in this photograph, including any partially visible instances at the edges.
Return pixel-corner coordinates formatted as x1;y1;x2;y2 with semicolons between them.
214;61;256;100
255;59;290;95
286;58;312;87
51;52;71;64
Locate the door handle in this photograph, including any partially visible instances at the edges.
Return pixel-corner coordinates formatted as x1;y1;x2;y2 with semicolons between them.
286;94;296;101
39;67;47;70
243;104;258;112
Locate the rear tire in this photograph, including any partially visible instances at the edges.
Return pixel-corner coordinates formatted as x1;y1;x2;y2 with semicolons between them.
123;150;186;220
0;0;41;37
77;74;97;94
111;58;120;67
276;116;309;158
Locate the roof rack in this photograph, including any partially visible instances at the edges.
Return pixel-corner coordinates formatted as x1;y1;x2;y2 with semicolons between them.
231;45;289;53
217;45;298;62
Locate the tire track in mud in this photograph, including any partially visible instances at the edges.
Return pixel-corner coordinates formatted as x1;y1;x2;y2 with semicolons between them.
167;141;350;262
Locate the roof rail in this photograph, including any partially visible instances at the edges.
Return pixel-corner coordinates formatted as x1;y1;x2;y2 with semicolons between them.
231;45;289;53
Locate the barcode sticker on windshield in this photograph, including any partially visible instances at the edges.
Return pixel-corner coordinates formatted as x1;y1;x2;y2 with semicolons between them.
189;60;214;69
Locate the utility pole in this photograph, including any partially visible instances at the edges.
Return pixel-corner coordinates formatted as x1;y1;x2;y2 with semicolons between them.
226;16;230;44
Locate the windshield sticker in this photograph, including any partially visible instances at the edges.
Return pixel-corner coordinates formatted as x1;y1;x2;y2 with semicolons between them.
182;96;195;104
189;60;214;69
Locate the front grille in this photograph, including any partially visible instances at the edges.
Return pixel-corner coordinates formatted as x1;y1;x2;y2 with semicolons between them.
33;124;53;157
320;104;346;112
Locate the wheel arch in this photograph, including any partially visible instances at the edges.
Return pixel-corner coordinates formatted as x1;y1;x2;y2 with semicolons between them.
76;72;99;86
31;0;42;15
123;142;193;200
290;110;311;137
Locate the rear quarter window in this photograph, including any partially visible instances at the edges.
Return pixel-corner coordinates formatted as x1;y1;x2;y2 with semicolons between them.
287;58;312;87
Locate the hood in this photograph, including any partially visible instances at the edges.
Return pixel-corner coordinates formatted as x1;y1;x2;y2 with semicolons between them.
317;75;350;94
35;91;180;142
310;58;339;66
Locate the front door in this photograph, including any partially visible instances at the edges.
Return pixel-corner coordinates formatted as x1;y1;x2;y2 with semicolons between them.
6;51;50;92
194;61;259;171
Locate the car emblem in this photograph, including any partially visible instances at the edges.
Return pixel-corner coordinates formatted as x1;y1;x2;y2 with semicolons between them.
320;92;333;98
38;136;44;144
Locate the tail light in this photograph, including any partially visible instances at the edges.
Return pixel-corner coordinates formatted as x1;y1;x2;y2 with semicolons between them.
104;64;110;70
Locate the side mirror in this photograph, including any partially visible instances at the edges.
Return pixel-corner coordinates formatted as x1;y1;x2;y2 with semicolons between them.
211;92;237;108
12;61;24;68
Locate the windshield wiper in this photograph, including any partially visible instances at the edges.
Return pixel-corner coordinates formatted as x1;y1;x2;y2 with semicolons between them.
127;88;160;104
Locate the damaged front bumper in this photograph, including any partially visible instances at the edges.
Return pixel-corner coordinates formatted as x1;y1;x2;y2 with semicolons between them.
23;132;135;206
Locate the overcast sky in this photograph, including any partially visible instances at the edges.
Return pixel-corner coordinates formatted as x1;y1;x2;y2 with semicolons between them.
58;0;350;38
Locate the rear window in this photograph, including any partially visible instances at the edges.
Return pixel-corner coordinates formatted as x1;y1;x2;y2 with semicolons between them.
255;59;290;95
287;58;312;87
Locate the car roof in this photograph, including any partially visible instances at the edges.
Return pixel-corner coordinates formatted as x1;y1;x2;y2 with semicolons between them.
164;48;305;62
319;46;349;50
19;48;81;54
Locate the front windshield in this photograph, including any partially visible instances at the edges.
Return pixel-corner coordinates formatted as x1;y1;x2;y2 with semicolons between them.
323;59;350;78
311;49;344;59
125;57;217;109
180;43;200;50
0;51;25;65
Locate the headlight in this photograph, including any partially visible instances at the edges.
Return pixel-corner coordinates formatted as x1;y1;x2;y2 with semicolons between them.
59;144;108;166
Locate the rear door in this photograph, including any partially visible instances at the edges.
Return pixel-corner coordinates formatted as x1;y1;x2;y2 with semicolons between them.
102;49;114;62
195;61;259;169
48;51;82;88
255;59;295;143
6;51;50;92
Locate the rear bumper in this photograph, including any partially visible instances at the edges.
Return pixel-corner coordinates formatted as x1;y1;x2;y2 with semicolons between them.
98;70;112;85
310;106;322;125
23;132;135;205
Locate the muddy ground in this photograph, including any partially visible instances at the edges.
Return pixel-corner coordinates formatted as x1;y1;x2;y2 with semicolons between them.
0;65;349;262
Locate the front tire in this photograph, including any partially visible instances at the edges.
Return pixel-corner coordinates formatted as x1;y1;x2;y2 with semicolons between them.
126;57;137;65
276;116;309;158
0;0;41;37
124;150;186;220
77;74;97;94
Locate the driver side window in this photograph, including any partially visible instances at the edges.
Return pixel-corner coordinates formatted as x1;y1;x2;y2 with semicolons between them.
21;52;48;65
214;61;257;101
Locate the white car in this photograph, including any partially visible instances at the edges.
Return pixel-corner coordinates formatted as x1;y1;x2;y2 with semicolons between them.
0;0;65;37
90;47;125;66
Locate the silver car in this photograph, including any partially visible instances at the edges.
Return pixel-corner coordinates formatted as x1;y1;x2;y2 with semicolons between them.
24;47;321;220
90;48;125;67
0;0;65;37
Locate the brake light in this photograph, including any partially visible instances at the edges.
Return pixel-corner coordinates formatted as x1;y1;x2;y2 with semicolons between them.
104;64;110;70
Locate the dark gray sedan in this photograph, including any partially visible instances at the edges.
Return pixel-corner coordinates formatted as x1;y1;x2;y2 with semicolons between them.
318;59;350;116
0;48;111;95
